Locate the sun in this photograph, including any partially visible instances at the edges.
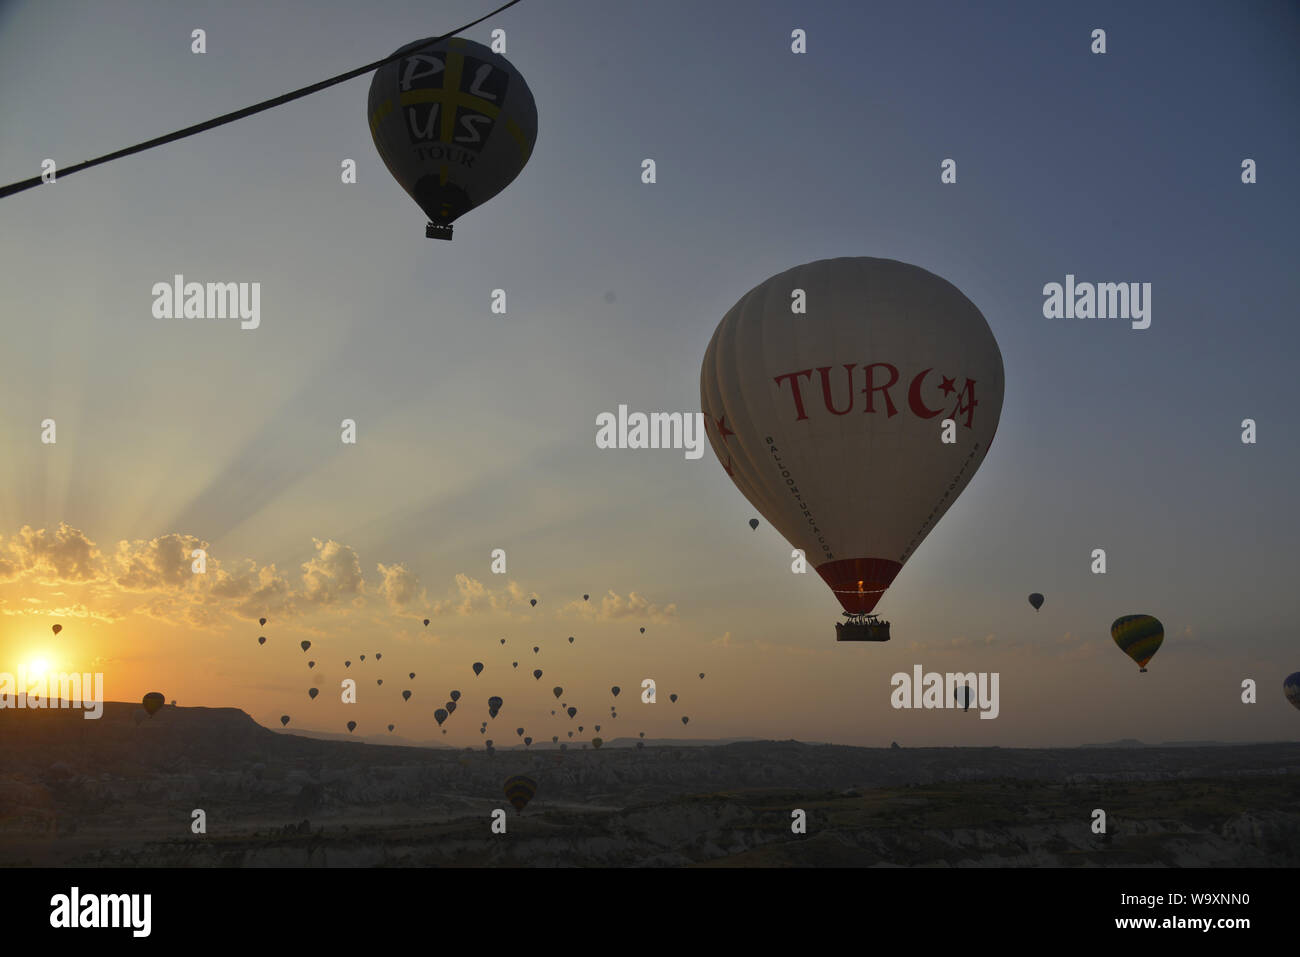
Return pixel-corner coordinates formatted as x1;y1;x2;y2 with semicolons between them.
25;657;53;681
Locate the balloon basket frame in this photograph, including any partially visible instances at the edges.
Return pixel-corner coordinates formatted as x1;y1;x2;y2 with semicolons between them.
425;222;454;240
835;613;891;642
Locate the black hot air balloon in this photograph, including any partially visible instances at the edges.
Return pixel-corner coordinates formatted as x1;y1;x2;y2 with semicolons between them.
488;695;503;717
423;618;430;626
670;694;678;703
347;721;357;733
529;599;537;607
259;617;267;626
566;706;577;719
1028;593;1044;611
568;636;574;644
410;672;416;679
553;686;563;698
681;716;689;725
308;688;319;699
52;623;62;635
473;662;484;676
367;37;538;240
388;724;395;732
503;774;537;813
533;669;543;680
515;727;524;737
446;701;457;713
280;715;290;727
524;736;532;746
435;709;448;726
258;636;266;645
308;661;315;669
142;692;165;716
583;594;589;601
301;640;311;651
402;690;412;701
592;737;603;749
749;518;759;529
611;686;620;697
450;690;461;701
377;679;383;686
640;627;645;634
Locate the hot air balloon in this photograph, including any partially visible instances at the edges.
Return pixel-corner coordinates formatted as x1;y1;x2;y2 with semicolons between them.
402;690;412;701
594;724;601;732
533;669;543;680
367;36;537;240
308;661;315;669
568;636;575;644
592;737;603;749
388;724;395;732
699;673;705;679
503;774;537;813
347;721;357;733
410;672;416;679
532;646;539;653
1111;615;1164;672
142;692;165;716
435;708;448;726
567;707;577;719
553;686;563;698
308;688;319;699
552;735;558;743
447;701;457;713
51;623;62;635
530;599;537;607
259;617;267;626
516;727;524;737
360;655;366;661
345;660;351;668
749;519;759;530
578;726;583;732
611;686;620;697
701;258;1005;642
301;640;311;651
669;694;678;703
1028;593;1044;611
423;618;430;626
450;690;461;701
280;715;290;727
1285;673;1300;711
377;679;384;686
473;662;484;676
583;594;589;601
524;736;532;746
258;636;266;645
681;716;689;725
488;695;503;717
375;653;382;660
500;638;506;645
639;627;645;634
639;731;645;738
512;661;518;669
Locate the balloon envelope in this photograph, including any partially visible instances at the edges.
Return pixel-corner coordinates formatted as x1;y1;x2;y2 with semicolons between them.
1111;614;1164;671
503;774;537;814
142;692;165;716
51;623;62;635
367;37;537;234
472;662;484;676
700;258;1005;618
435;708;448;726
1028;593;1044;611
1283;673;1300;711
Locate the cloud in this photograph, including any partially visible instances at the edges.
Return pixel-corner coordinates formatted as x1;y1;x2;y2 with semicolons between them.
560;589;678;623
3;523;103;583
712;631;733;648
299;539;364;607
112;533;207;591
376;563;426;611
429;574;529;616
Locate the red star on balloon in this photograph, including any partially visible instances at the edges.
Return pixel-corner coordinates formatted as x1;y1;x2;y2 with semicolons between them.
714;414;735;443
939;375;957;396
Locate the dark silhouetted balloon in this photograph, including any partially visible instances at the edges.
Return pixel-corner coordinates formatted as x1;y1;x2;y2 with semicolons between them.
368;37;537;238
568;636;574;644
639;731;645;738
52;623;62;635
1028;593;1044;611
402;690;412;701
142;692;165;716
435;708;448;726
567;706;577;719
681;716;689;725
388;724;395;732
450;690;461;701
300;640;311;651
594;724;601;732
375;653;381;660
524;736;532;746
423;619;430;626
503;774;537;814
1283;673;1300;711
280;715;290;727
360;655;366;661
516;727;524;737
308;661;315;669
377;679;383;685
552;735;558;743
530;598;537;607
259;617;267;626
670;694;678;703
473;662;484;676
447;701;457;713
611;686;620;697
749;519;759;529
583;594;589;601
533;669;542;680
345;660;351;668
553;686;563;698
578;725;583;732
640;627;645;634
512;661;518;669
409;672;416;679
258;636;266;645
500;638;506;645
347;721;357;733
1111;614;1164;672
532;646;539;653
592;737;603;749
488;695;503;717
308;688;319;699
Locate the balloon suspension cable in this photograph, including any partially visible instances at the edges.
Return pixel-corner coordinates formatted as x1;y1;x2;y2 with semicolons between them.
0;0;527;201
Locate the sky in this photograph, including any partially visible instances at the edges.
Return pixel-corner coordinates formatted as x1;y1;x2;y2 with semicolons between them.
0;0;1296;748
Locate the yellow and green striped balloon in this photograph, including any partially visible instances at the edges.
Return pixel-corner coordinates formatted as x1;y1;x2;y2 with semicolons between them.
1111;615;1164;673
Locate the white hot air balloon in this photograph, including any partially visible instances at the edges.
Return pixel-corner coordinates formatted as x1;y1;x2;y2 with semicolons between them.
700;258;1005;641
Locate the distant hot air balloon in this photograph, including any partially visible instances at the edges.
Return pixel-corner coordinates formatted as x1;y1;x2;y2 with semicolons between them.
347;721;357;733
611;686;620;697
280;715;290;727
681;716;689;725
578;726;583;732
142;692;165;716
594;724;601;732
450;690;461;701
423;619;430;626
360;655;366;661
669;694;678;703
500;638;506;645
532;646;539;653
259;617;267;626
567;706;577;719
410;672;416;679
701;258;1005;642
435;709;448;726
699;673;705;679
583;594;589;601
516;727;524;737
308;661;315;669
388;724;395;732
503;774;537;814
552;735;558;743
308;688;319;699
592;737;603;749
553;686;563;698
524;736;532;746
473;662;484;676
512;662;518;669
1111;615;1164;672
488;695;503;717
749;519;759;530
1285;673;1300;712
568;636;575;644
375;653;381;660
345;660;351;668
258;636;266;645
51;623;62;635
533;669;543;680
377;679;383;686
530;599;537;607
1028;593;1044;611
367;36;537;240
639;627;645;634
301;640;311;651
402;690;412;701
639;731;645;738
447;701;457;713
